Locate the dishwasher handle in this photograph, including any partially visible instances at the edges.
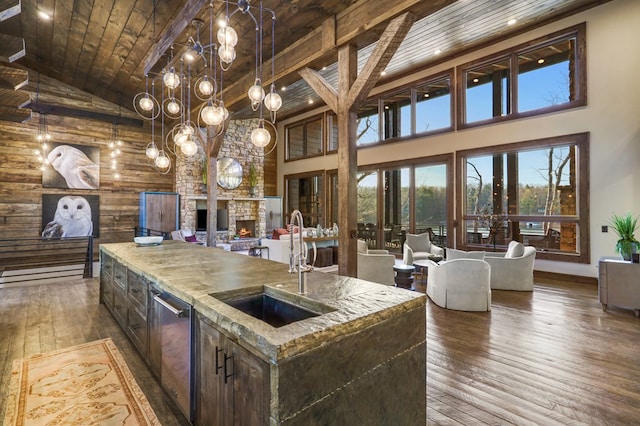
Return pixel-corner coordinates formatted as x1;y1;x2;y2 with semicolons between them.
153;293;189;318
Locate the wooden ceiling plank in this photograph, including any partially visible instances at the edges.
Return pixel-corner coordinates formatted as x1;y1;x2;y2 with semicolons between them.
347;12;415;109
99;0;158;102
92;1;150;100
71;0;118;93
0;65;28;90
0;0;20;22
0;33;25;63
48;0;74;81
0;88;30;108
143;0;202;76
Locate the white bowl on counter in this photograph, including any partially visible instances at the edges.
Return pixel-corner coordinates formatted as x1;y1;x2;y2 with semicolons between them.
134;236;164;246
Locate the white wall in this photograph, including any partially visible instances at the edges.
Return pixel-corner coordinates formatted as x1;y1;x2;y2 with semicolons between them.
277;0;640;278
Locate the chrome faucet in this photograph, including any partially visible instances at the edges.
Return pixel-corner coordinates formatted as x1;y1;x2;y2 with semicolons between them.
288;209;313;294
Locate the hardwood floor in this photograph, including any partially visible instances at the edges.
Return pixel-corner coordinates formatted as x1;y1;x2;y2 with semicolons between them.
0;279;189;425
1;277;639;425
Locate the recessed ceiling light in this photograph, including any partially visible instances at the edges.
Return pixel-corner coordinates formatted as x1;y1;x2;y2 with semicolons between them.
424;93;430;98
281;86;287;91
380;71;386;76
537;58;545;64
473;78;479;83
434;49;441;55
38;10;51;20
507;18;517;26
308;99;314;105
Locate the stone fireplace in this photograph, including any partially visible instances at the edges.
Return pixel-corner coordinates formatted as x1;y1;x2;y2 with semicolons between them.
175;118;267;247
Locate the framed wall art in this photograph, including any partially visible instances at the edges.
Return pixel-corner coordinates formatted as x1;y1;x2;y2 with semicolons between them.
42;194;100;238
42;143;100;190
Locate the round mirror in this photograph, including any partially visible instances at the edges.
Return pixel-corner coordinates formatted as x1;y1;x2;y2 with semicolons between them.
217;157;243;189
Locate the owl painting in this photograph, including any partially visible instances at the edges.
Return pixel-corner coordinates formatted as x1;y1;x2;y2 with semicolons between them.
42;195;97;238
45;144;100;189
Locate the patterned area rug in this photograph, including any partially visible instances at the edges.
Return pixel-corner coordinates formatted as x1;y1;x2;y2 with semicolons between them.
3;338;160;425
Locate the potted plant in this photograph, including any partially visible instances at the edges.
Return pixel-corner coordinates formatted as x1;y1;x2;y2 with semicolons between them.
247;163;258;197
609;212;639;261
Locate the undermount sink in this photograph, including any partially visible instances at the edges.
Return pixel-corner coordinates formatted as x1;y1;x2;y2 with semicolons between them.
210;287;335;328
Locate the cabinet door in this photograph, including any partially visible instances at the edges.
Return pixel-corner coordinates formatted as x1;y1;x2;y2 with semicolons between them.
143;193;178;233
197;316;269;426
228;340;270;425
197;318;230;425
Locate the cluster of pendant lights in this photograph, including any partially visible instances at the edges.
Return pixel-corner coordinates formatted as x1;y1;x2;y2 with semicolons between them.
34;113;52;171
133;0;282;173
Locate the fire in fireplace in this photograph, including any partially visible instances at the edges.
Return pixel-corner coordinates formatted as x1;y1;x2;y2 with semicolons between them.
236;220;256;238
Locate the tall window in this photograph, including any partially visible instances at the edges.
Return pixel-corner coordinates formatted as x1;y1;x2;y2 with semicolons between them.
285;173;324;227
459;23;586;128
285;115;323;160
458;133;589;262
415;75;452;134
356;156;452;251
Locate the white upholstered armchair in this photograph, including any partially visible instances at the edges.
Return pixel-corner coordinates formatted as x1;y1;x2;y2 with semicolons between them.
484;241;536;291
357;239;396;286
427;258;491;311
402;232;445;265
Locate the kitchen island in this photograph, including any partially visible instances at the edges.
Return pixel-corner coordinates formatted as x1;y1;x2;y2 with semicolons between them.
100;241;426;425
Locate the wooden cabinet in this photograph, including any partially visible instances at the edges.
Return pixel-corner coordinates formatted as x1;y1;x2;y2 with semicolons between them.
598;257;640;317
196;313;269;426
100;253;150;356
139;192;179;234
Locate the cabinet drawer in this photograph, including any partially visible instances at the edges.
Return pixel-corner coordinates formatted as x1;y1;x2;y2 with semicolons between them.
113;285;127;327
101;253;114;278
127;306;148;356
101;279;115;311
127;270;149;312
114;263;127;290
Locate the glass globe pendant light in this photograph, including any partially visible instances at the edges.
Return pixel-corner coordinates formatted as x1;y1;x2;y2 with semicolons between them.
163;68;180;89
251;120;271;148
145;142;159;159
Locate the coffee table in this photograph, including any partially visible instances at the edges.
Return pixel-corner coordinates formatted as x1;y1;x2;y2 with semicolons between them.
393;264;416;290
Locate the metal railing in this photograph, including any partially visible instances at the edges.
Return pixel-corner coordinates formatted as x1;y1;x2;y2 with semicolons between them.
0;236;93;286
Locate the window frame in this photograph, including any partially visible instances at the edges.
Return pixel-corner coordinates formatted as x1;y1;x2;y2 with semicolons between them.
284;114;325;161
457;23;586;129
456;132;590;263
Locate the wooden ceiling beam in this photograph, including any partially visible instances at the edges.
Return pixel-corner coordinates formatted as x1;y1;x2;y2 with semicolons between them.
0;33;25;63
0;0;20;22
346;12;416;109
29;101;143;127
219;0;455;112
298;68;338;113
143;0;203;76
0;65;28;90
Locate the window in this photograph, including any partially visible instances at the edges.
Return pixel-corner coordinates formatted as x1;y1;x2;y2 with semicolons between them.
285;115;324;160
415;75;452;134
327;113;338;152
285;172;324;227
382;87;412;140
459;23;586;127
458;133;589;263
356;155;453;252
356;98;380;146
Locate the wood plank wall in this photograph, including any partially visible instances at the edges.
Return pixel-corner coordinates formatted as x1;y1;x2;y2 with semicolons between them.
0;70;174;257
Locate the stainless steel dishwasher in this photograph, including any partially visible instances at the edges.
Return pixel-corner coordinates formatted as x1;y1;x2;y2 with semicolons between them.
149;286;193;423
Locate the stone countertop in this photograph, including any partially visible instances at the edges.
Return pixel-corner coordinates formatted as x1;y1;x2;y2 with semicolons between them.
100;241;425;362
